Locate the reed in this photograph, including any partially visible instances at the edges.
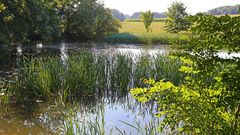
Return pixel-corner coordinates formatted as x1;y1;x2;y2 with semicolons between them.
9;51;184;103
12;56;63;103
109;52;133;93
64;51;97;97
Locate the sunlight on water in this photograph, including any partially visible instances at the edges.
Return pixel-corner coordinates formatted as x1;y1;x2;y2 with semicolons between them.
16;45;22;55
60;42;68;65
217;51;240;59
36;43;43;49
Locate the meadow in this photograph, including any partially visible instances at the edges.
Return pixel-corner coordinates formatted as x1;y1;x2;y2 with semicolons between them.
105;21;188;45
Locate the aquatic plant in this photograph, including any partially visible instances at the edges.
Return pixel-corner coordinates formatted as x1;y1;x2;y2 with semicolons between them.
12;56;63;103
9;50;183;104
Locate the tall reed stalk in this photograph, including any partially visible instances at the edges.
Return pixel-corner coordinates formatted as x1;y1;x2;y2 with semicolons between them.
10;51;183;103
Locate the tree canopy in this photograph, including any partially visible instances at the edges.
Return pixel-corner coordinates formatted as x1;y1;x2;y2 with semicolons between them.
0;0;120;44
111;9;126;22
131;14;240;134
141;11;154;33
165;1;190;33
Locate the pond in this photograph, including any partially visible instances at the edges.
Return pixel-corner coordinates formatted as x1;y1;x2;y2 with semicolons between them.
1;43;240;135
0;43;176;135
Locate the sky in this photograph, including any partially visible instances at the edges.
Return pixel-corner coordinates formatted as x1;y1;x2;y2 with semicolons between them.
103;0;240;15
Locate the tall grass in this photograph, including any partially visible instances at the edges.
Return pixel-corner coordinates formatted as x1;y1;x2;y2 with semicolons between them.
64;51;97;96
0;79;11;104
12;56;63;103
109;52;133;93
9;51;183;103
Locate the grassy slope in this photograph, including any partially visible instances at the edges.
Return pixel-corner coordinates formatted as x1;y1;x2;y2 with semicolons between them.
105;22;188;45
120;22;167;34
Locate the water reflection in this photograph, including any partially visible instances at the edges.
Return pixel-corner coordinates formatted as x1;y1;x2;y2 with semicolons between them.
217;51;240;59
36;43;43;49
60;42;68;65
0;43;240;134
16;45;22;55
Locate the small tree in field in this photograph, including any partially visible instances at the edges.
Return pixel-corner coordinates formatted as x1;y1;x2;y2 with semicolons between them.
141;10;154;32
165;1;190;33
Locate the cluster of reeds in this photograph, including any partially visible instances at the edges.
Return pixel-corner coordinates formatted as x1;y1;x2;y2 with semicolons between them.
9;50;183;103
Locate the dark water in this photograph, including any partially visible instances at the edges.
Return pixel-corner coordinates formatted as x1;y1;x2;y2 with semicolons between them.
0;43;171;135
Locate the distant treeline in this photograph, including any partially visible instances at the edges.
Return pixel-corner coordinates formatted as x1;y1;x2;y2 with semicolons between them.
207;4;240;15
112;4;240;22
111;9;166;21
125;18;167;22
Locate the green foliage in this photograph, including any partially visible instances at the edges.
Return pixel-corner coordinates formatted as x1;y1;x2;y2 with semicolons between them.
53;0;120;40
0;0;120;44
0;0;61;43
12;56;63;103
165;1;190;33
131;14;240;134
141;11;154;32
8;51;182;103
0;3;5;13
104;32;188;45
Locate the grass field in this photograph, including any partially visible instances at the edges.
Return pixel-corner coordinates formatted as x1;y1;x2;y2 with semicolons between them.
119;22;167;34
105;22;188;45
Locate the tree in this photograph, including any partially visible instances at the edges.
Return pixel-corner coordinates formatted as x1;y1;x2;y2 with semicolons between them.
111;9;125;22
165;1;190;33
0;0;120;43
141;10;154;33
131;14;240;134
0;0;61;43
58;0;120;40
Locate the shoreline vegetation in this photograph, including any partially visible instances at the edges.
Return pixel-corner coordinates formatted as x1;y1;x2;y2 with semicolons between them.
104;22;189;45
0;0;239;46
1;0;240;134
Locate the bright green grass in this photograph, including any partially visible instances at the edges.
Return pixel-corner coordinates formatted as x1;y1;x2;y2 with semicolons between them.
120;22;167;34
105;22;188;45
